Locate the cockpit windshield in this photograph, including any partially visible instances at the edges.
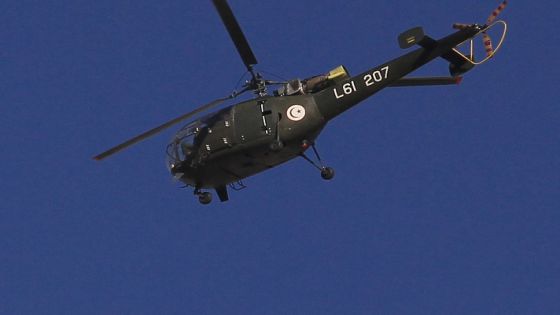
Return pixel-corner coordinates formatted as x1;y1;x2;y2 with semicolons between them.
166;120;207;170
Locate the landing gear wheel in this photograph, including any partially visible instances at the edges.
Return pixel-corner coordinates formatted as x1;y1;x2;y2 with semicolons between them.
198;192;212;205
320;167;335;180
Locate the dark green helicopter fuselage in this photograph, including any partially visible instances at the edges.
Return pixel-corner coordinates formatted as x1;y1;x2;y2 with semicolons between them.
168;27;480;194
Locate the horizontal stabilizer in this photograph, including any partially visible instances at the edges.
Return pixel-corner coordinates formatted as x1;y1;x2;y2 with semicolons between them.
398;27;425;49
389;76;462;87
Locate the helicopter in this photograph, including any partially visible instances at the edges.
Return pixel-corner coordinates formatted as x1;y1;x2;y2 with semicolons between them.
94;0;508;204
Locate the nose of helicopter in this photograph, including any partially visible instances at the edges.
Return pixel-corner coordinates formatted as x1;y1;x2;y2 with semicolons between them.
169;162;185;177
168;161;198;186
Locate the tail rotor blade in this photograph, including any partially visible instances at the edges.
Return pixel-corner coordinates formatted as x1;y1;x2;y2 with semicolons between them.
482;32;494;57
486;0;508;25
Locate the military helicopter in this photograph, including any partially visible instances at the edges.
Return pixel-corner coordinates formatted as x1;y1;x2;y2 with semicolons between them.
94;0;508;204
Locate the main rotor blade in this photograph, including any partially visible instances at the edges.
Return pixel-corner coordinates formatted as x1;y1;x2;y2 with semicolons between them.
93;96;231;161
212;0;258;71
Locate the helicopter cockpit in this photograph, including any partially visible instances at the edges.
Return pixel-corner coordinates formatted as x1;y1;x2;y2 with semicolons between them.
166;120;207;172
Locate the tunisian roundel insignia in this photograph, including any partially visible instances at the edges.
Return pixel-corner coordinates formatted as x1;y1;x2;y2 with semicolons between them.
286;105;306;121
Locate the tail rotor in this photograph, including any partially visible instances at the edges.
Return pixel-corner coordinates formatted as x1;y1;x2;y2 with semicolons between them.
482;0;508;57
452;0;508;64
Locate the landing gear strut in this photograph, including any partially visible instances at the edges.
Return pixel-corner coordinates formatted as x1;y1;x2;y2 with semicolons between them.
300;140;335;181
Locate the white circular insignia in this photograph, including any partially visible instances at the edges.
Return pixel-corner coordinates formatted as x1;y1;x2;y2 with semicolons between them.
287;105;306;121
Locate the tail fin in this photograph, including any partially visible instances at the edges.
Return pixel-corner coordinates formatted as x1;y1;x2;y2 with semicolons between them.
402;1;508;76
398;27;425;49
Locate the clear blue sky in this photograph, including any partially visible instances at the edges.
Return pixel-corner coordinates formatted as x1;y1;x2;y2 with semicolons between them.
2;1;559;314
